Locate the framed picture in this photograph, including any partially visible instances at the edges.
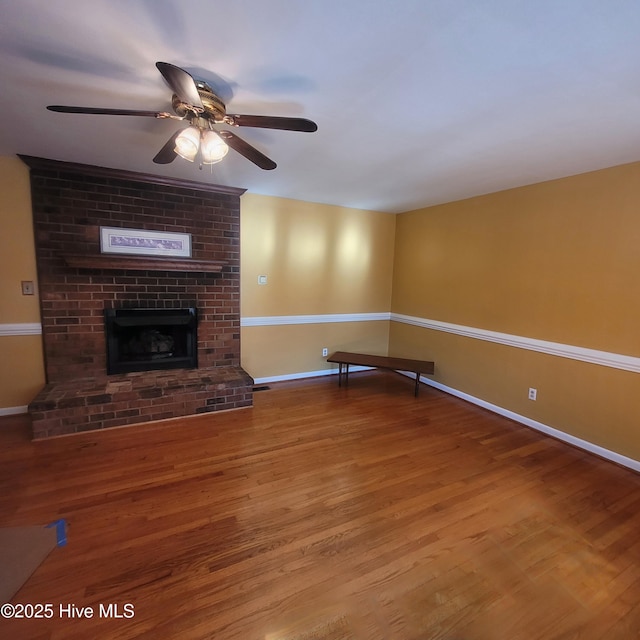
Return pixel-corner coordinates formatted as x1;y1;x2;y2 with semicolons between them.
100;227;192;258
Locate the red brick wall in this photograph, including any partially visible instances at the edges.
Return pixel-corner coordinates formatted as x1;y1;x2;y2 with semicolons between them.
25;158;244;382
22;157;253;438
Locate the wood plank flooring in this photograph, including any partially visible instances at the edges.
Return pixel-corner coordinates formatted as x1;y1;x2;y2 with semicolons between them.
1;370;639;639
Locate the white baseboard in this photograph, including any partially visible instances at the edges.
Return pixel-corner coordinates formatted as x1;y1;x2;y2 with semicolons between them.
253;365;372;385
257;366;640;473
411;373;640;473
7;361;633;471
0;405;28;417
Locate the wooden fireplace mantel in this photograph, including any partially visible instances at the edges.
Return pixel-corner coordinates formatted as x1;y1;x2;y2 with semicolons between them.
62;253;227;273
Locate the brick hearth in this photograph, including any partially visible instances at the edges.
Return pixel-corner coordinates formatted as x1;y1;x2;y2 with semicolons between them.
29;368;252;437
22;156;253;438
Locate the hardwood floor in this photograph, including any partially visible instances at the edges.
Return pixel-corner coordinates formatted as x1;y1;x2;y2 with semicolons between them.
1;370;639;639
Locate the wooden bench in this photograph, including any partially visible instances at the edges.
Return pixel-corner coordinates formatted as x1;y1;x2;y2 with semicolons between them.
326;351;435;396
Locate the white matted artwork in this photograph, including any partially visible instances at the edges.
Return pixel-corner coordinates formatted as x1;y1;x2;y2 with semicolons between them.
100;227;192;257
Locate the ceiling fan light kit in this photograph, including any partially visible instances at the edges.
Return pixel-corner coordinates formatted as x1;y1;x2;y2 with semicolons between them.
46;61;317;171
200;130;228;165
174;125;201;162
173;124;228;165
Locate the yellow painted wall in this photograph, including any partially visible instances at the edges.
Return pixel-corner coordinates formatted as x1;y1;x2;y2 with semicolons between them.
241;194;395;316
242;322;390;380
0;163;396;408
0;337;46;410
390;161;640;459
3;150;640;463
0;158;40;323
0;157;45;409
240;194;395;379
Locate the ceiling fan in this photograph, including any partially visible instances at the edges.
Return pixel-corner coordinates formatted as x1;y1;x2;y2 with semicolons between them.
47;62;317;170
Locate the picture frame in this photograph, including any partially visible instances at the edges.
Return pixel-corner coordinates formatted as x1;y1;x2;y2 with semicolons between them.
100;227;192;258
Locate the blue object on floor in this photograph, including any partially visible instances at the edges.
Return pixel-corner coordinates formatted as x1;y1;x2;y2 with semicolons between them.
46;519;67;546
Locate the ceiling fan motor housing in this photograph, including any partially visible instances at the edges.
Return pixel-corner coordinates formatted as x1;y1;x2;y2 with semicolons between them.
172;81;227;122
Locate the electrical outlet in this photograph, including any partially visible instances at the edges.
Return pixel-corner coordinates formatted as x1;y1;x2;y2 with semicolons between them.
322;348;328;357
528;387;537;401
21;280;35;295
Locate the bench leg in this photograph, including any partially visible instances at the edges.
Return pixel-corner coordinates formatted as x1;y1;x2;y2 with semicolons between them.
414;372;420;397
336;363;350;388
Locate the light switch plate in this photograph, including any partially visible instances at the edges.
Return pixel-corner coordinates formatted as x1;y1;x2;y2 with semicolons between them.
21;280;35;295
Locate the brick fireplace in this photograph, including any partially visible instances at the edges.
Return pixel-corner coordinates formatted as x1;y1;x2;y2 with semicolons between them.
22;156;253;439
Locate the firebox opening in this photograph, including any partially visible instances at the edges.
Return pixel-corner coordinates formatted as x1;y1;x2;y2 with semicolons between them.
105;308;198;375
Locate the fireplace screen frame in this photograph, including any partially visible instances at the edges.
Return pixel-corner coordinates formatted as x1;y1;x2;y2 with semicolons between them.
104;307;198;375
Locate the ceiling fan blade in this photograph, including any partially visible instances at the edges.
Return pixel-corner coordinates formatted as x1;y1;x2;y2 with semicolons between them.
47;105;169;117
227;114;317;132
155;62;203;110
218;130;277;170
153;131;181;164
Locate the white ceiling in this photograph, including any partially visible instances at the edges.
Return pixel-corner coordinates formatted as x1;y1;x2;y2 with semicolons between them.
1;0;639;213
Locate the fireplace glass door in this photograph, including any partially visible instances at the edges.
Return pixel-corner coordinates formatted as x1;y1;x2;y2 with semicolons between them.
104;308;198;374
